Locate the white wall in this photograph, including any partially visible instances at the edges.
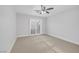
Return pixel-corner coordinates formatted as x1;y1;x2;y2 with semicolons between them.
42;17;47;34
16;13;46;37
46;6;79;45
16;13;29;37
0;6;16;52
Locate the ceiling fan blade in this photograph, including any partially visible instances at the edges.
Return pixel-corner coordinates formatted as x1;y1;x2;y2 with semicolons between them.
46;11;49;14
41;5;43;10
43;6;46;11
46;8;54;10
41;5;46;11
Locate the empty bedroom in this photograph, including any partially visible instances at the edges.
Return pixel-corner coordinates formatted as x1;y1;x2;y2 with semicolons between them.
0;5;79;53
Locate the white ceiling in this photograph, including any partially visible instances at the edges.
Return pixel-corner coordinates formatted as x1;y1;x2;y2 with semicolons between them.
15;5;77;17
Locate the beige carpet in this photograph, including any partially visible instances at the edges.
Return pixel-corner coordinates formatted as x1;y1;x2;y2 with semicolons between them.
11;34;79;53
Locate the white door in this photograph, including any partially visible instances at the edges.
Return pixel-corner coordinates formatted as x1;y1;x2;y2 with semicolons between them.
30;19;42;35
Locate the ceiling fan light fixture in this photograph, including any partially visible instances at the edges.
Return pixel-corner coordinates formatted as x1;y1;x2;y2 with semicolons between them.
34;5;54;15
40;11;46;14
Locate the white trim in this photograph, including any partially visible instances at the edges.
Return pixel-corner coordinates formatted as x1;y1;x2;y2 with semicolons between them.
47;33;79;45
7;38;17;53
16;34;43;38
16;35;29;38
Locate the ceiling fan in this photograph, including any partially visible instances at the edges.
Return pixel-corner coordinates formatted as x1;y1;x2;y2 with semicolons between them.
34;5;54;14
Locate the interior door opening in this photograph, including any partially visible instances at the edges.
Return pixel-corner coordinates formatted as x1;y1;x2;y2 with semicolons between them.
30;19;42;36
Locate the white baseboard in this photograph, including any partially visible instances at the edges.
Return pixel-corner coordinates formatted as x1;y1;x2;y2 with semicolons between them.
7;38;17;53
16;34;43;38
16;35;29;38
47;33;79;45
